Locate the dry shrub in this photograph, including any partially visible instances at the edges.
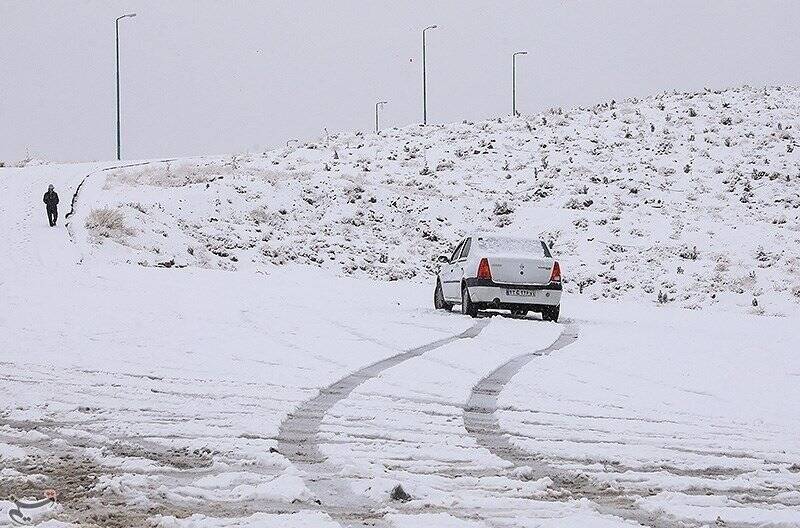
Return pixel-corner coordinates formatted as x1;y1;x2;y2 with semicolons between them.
85;208;136;238
107;160;236;188
248;207;270;224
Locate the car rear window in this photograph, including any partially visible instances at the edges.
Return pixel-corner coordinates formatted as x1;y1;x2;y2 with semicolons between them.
460;238;472;259
449;240;464;262
475;236;550;257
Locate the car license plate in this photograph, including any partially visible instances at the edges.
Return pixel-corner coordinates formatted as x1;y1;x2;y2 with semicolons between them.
506;289;534;297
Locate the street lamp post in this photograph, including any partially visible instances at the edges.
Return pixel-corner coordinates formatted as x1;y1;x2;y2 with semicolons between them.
512;51;528;117
116;13;136;161
375;101;387;133
422;25;437;125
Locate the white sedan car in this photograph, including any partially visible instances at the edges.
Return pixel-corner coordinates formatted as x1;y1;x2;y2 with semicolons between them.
434;234;562;321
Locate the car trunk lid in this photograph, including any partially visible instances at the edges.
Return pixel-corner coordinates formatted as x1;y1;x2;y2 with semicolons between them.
488;255;554;284
474;236;556;285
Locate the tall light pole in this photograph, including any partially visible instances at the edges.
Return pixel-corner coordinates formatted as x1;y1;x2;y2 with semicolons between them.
422;25;437;125
375;101;387;133
512;50;527;117
116;13;136;161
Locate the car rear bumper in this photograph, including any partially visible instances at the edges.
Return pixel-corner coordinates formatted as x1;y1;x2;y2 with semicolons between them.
465;278;561;308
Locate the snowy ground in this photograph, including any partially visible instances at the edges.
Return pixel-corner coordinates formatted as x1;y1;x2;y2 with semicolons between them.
2;86;800;527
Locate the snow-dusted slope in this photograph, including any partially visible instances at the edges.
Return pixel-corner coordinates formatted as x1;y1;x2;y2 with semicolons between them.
76;85;800;314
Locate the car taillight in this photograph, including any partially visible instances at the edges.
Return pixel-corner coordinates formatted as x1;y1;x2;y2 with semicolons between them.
550;261;561;283
477;258;492;280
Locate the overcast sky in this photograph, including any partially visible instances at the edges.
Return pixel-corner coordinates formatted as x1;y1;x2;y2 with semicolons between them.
2;1;799;162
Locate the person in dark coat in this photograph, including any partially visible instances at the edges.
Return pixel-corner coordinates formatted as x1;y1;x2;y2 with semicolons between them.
43;184;59;227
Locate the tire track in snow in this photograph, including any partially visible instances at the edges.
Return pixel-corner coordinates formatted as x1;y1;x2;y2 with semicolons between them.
277;318;489;526
463;324;579;479
462;324;726;528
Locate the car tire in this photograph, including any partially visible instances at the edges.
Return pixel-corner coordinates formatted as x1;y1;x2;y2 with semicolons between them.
434;280;452;311
542;305;560;322
461;285;478;318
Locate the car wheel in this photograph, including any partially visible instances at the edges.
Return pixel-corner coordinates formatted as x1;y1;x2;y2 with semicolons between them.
542;305;560;322
434;280;452;311
461;285;478;318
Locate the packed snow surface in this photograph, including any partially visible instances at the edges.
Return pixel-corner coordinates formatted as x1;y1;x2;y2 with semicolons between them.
1;85;799;527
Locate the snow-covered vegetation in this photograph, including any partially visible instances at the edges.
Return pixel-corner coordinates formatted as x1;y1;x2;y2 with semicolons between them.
80;85;800;314
84;207;136;240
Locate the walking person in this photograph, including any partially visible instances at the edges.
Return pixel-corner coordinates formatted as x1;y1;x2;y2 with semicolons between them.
43;184;59;227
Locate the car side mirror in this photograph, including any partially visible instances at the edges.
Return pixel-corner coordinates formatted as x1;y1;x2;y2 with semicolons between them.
437;255;450;263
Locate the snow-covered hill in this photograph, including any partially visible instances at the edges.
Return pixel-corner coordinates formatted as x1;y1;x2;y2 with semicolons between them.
3;87;800;527
74;85;800;313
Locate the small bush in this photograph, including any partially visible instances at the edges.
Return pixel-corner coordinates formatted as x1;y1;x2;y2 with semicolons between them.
85;208;135;239
248;207;270;225
436;159;455;171
390;484;411;502
679;246;699;260
493;201;514;215
495;215;513;228
564;197;593;210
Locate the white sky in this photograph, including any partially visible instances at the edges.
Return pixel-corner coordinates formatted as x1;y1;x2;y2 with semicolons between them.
2;1;799;162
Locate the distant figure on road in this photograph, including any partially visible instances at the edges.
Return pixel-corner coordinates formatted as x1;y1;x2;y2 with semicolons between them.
43;184;59;227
